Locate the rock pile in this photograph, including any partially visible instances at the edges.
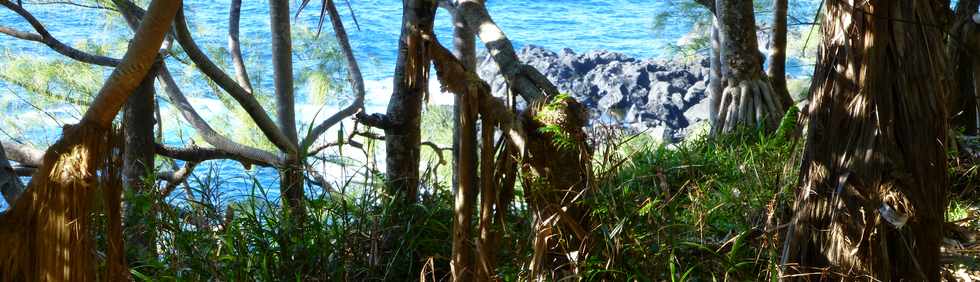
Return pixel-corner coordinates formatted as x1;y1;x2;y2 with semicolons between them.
478;45;713;142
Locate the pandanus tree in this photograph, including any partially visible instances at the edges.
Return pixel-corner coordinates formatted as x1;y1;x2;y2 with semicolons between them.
0;0;367;275
0;0;178;280
713;0;792;134
424;0;595;279
781;0;951;280
696;0;794;134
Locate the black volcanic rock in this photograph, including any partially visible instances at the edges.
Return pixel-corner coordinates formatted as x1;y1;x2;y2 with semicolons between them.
477;45;713;142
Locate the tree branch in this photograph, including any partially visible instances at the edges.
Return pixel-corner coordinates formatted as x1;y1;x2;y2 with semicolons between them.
456;0;557;103
2;142;44;167
158;161;197;198
155;143;276;167
173;7;298;155
228;0;253;93
157;66;283;167
0;0;121;66
0;143;24;205
299;0;366;151
80;0;180;126
110;0;281;169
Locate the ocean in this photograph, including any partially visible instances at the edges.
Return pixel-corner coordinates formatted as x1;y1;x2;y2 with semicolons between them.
0;0;815;209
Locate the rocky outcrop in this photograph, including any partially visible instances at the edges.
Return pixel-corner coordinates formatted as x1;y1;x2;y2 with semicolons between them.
478;45;712;142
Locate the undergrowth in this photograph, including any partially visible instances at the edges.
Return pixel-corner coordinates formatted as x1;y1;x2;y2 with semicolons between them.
109;124;980;281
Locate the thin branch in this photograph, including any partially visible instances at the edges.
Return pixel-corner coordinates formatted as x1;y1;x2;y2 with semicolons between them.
355;131;450;165
0;0;121;66
173;7;298;155
159;161;198;198
299;0;366;151
355;112;393;130
29;1;117;11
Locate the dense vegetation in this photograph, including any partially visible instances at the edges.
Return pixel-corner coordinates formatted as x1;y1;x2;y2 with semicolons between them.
0;0;978;281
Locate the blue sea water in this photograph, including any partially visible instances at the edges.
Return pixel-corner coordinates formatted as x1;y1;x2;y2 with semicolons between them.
0;0;813;209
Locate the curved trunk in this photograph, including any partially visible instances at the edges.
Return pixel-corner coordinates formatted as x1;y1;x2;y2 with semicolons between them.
782;1;950;280
712;0;789;135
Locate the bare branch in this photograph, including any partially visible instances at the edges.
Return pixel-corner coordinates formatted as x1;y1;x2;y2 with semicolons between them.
173;7;298;155
355;112;393;130
159;161;197;198
1;142;43;167
299;0;367;151
157;66;283;167
456;0;555;103
227;0;253;93
0;143;24;205
155;143;276;168
0;0;121;66
355;131;450;165
0;25;41;41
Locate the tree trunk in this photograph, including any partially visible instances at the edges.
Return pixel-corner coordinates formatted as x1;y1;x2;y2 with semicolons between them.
450;0;479;279
712;0;790;135
949;0;980;136
452;76;479;281
0;142;23;205
782;0;950;280
767;0;790;101
708;17;723;127
386;0;435;202
269;0;306;275
122;64;158;266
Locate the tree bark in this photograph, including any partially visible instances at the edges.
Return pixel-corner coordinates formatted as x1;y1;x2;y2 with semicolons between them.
782;1;950;280
449;0;480;280
712;0;790;135
767;0;790;102
269;0;306;276
0;142;23;205
269;0;304;217
386;0;436;202
949;0;980;136
228;0;253;94
122;64;158;266
708;17;723;127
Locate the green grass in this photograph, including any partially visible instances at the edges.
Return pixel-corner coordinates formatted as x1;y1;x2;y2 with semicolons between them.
112;122;980;281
